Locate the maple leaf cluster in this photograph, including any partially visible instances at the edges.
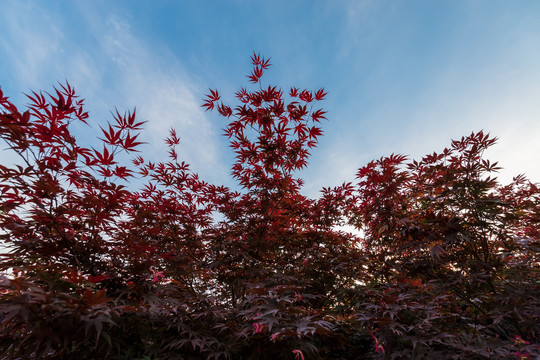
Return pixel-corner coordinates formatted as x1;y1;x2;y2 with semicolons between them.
0;55;538;359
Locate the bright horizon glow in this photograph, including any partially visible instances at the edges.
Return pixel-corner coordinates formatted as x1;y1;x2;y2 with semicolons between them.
1;1;540;197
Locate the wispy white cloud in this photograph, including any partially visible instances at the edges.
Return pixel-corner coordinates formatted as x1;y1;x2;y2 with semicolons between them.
0;1;65;90
0;2;227;184
336;0;379;59
96;15;226;182
0;1;67;167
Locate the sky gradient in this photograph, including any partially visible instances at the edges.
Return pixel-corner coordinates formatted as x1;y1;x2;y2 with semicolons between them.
1;0;540;196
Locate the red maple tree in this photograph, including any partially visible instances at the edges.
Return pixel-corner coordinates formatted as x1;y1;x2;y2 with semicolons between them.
0;54;538;359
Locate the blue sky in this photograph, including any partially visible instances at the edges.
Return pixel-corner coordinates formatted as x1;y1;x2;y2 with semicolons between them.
1;0;540;196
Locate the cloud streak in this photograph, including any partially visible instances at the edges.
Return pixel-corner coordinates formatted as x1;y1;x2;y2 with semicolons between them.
97;15;226;182
0;2;227;185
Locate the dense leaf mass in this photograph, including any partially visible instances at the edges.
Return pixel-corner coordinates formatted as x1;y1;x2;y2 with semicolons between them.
0;56;538;359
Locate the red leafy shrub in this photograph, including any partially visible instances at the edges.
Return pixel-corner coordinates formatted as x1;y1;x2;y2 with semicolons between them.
0;55;538;359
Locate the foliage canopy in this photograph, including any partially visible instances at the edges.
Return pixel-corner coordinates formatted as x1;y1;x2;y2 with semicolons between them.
0;55;538;359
